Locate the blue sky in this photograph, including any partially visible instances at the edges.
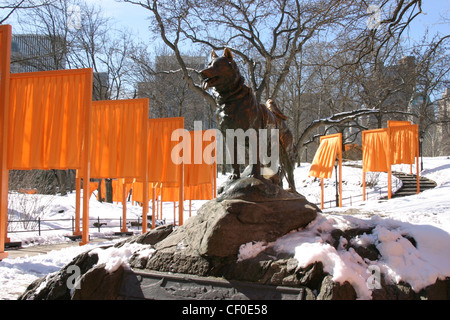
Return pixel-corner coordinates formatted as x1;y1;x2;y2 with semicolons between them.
89;0;449;44
4;0;449;45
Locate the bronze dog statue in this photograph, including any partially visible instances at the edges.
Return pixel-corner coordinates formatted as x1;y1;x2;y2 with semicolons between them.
200;48;297;192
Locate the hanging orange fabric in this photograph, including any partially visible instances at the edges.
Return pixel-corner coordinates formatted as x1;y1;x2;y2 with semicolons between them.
389;124;418;165
89;182;99;197
388;120;411;127
159;131;215;202
184;131;214;200
309;133;342;208
80;99;149;179
131;181;152;204
7;69;92;170
112;179;131;203
185;184;213;200
362;129;390;172
185;131;214;185
147;117;184;183
0;25;12;260
161;183;213;202
95;180;106;201
309;133;342;179
161;183;180;202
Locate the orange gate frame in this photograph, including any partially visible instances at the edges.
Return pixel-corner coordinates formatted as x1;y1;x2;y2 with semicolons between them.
147;117;185;229
1;25;93;256
309;133;343;209
388;120;419;177
0;25;12;260
160;130;217;219
362;128;392;200
362;124;419;201
76;99;149;237
8;68;93;245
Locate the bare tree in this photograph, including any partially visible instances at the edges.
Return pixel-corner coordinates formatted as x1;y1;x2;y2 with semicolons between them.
10;0;140;199
121;0;424;156
0;0;55;24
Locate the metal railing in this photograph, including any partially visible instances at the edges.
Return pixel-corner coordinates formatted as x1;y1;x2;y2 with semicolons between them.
314;184;394;209
7;216;151;236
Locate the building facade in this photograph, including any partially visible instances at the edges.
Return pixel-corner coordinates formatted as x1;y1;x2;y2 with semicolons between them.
11;34;66;73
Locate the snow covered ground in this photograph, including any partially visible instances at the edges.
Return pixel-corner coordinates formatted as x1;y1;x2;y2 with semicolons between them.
1;156;449;300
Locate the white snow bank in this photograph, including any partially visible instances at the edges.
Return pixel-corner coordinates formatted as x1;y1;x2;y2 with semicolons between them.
239;212;450;300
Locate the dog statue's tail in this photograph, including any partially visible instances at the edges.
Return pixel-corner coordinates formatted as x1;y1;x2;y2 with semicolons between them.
265;99;288;120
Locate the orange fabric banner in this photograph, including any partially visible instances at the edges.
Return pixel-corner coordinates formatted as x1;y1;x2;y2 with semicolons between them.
388;120;411;127
185;184;213;201
309;133;342;179
161;183;214;202
161;185;180;202
344;144;358;151
131;181;151;204
185;131;214;186
82;99;149;179
362;128;390;172
147;117;184;183
7;69;93;170
112;179;131;203
389;124;418;165
89;182;99;197
160;131;215;202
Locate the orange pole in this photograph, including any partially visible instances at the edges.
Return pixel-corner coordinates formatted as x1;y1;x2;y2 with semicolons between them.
80;70;93;246
384;169;391;198
142;182;149;233
213;160;217;198
74;177;81;236
159;185;163;220
0;25;12;260
156;196;159;219
179;163;184;226
320;178;324;210
142;107;149;233
121;180;127;232
338;138;343;208
189;199;192;217
173;201;176;226
151;185;156;230
416;136;420;194
387;128;392;200
363;171;366;202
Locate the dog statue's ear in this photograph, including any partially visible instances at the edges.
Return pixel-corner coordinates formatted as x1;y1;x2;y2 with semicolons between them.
211;50;218;59
223;48;233;60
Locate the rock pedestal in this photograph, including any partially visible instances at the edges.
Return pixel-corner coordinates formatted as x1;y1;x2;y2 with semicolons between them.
18;176;450;300
146;176;317;268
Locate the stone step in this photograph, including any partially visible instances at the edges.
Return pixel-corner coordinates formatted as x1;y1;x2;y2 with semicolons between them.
390;172;437;198
119;269;309;300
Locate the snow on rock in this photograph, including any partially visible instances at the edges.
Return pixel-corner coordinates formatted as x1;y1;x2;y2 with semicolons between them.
89;242;154;273
237;241;269;262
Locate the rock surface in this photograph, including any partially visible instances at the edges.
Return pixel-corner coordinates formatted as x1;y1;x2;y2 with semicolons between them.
17;176;450;300
134;177;318;278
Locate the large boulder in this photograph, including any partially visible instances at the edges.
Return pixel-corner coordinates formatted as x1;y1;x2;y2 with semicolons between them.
139;177;318;275
20;176;321;300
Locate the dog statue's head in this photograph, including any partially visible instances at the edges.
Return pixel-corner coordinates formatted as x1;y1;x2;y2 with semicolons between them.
200;48;242;92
